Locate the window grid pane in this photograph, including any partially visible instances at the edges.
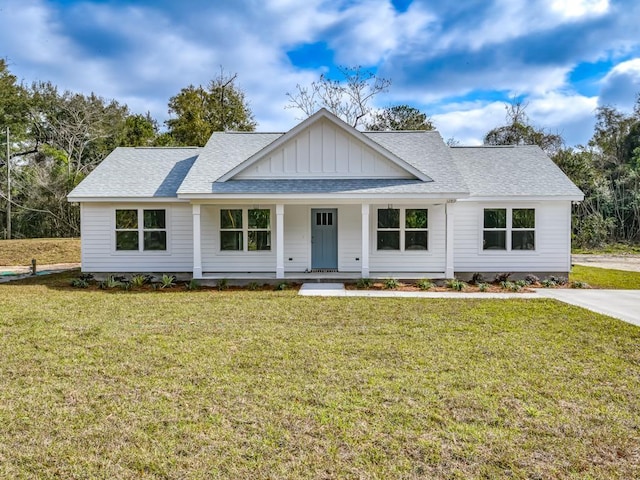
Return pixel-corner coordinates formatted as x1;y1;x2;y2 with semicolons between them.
221;209;243;229
144;210;166;229
116;231;139;251
378;209;399;229
512;230;535;250
405;209;428;229
116;210;138;229
512;209;535;229
377;231;400;250
144;231;167;251
484;231;506;250
405;231;428;250
221;231;243;251
484;209;507;229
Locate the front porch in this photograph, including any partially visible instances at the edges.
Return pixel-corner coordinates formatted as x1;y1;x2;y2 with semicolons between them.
197;270;447;285
191;201;457;280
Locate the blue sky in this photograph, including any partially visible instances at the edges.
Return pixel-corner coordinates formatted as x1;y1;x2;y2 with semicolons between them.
1;0;640;146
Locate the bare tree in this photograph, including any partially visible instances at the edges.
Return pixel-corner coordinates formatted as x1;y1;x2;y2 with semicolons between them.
286;66;391;128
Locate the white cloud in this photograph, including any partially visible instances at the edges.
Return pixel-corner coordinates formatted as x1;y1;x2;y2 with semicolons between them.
549;0;609;19
430;92;598;147
599;58;640;111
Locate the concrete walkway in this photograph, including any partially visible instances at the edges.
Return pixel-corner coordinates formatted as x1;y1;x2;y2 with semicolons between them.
0;263;80;283
299;283;640;327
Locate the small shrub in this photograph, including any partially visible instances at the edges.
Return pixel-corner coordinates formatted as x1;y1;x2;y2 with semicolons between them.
275;282;288;291
541;278;557;288
494;272;512;283
160;274;177;289
515;279;527;288
524;274;540;285
384;278;400;289
570;280;589;289
104;275;123;289
70;278;89;288
216;278;229;291
417;279;434;290
247;281;260;291
446;279;466;291
120;282;132;291
185;279;200;291
470;273;485;285
356;278;373;289
130;274;147;288
500;280;521;292
478;282;489;292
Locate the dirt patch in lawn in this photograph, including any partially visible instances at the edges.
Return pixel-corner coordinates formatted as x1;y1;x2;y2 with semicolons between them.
572;254;640;272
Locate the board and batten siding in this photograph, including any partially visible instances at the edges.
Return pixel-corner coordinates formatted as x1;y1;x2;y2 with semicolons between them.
453;200;572;273
368;204;446;273
80;202;193;272
235;119;413;179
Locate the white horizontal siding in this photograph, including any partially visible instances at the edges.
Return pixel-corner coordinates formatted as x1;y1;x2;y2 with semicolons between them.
283;205;309;272
80;202;193;273
369;204;446;273
235;119;412;179
338;205;362;272
453;201;572;273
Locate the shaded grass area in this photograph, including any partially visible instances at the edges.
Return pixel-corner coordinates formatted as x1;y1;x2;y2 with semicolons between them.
573;243;640;255
571;264;640;289
0;238;80;265
0;279;639;479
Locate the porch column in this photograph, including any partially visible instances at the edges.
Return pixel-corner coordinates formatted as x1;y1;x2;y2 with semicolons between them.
361;203;370;277
445;201;455;279
276;204;285;279
192;204;202;279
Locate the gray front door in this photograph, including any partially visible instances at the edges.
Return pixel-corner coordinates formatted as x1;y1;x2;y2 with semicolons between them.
311;209;338;270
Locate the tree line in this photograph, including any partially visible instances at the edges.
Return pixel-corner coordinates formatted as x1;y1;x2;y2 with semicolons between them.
1;59;639;246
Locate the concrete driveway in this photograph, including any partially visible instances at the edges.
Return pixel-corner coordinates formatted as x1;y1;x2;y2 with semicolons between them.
536;289;640;326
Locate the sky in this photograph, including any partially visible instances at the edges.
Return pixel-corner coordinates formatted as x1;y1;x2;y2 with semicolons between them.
1;0;640;146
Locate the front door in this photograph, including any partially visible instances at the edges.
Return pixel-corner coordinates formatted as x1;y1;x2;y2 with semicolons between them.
311;209;338;270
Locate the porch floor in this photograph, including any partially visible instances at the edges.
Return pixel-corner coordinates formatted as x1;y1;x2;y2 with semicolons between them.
200;271;446;284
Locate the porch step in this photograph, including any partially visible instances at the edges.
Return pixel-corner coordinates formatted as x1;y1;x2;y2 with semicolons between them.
299;283;346;296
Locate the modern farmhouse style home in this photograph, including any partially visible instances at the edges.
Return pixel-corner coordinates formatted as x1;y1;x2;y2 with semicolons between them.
68;109;583;280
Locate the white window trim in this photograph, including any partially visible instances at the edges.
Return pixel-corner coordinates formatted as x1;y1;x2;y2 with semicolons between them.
218;207;273;254
112;207;171;255
479;206;537;254
375;207;429;253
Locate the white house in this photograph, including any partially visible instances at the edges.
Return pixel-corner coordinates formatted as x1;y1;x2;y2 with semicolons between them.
67;109;584;281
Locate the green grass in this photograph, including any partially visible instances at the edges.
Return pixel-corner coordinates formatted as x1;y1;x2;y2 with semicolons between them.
0;237;80;265
571;264;640;289
573;242;640;254
1;274;639;479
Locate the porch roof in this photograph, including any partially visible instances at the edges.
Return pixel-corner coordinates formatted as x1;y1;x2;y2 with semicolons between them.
202;178;468;196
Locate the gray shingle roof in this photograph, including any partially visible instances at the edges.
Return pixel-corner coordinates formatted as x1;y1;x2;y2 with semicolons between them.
177;132;282;194
364;131;468;193
68;147;201;199
450;145;584;198
210;179;450;195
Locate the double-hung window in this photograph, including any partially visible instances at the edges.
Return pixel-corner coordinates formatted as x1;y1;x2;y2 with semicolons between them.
220;208;271;252
376;208;428;251
115;209;167;251
483;208;535;251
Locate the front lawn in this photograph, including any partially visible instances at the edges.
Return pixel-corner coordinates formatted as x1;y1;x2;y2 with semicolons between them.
570;264;640;289
0;278;638;478
0;237;80;265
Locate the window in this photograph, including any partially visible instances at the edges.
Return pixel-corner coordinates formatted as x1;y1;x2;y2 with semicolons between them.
220;209;243;251
405;209;428;250
248;209;271;251
512;208;535;250
220;208;271;252
483;208;535;251
377;209;400;250
377;208;428;251
115;209;167;251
